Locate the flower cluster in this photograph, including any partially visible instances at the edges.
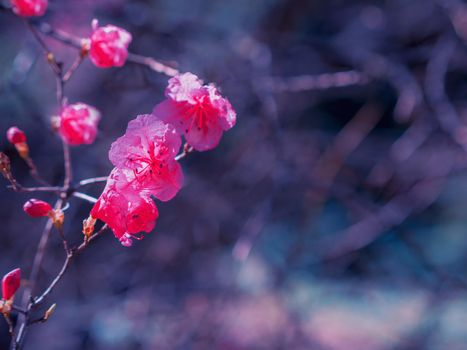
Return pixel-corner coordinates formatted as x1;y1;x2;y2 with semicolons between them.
89;73;236;246
10;4;131;144
89;115;183;246
90;168;160;247
154;73;237;151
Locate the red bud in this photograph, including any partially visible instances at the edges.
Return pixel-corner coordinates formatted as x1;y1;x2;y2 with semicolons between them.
6;127;27;145
2;268;21;301
23;199;53;218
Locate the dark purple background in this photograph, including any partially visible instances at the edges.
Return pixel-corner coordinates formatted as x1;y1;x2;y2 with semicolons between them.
2;0;467;349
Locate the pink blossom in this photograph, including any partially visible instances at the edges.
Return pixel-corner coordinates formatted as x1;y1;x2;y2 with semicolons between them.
91;168;159;246
109;114;183;202
59;103;101;145
153;72;236;151
11;0;47;17
89;22;132;68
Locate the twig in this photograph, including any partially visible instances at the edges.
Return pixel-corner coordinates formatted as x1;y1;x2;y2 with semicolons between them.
11;306;27;314
175;143;194;161
32;225;108;306
72;192;98;203
262;70;368;92
77;176;108;187
33;22;81;49
127;53;179;77
62;142;72;189
13;201;60;349
63;53;85;83
3;314;14;335
8;185;62;193
22;157;49;186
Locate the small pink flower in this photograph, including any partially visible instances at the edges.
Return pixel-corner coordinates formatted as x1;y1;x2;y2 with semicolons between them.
153;72;236;151
90;168;159;246
89;21;132;68
23;199;53;218
59;103;101;145
6;127;27;145
109;114;183;202
2;268;21;301
11;0;47;17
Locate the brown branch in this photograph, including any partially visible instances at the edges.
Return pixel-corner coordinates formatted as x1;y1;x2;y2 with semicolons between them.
32;225;108;306
13;201;60;349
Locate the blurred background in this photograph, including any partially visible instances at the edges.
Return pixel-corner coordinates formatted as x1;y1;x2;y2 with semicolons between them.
2;0;467;349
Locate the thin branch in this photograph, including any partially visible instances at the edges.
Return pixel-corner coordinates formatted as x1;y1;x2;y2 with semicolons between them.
261;70;368;92
72;191;98;204
23;157;49;186
8;185;62;193
127;53;179;77
33;225;108;306
33;22;81;49
3;314;14;335
11;305;27;314
175;143;194;161
63;53;85;83
14;200;61;348
25;21;61;76
77;176;108;187
62;142;72;189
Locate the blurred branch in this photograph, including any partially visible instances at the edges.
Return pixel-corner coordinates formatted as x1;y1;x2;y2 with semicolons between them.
127;53;179;77
30;22;181;77
72;192;97;204
77;176;108;187
261;70;368;92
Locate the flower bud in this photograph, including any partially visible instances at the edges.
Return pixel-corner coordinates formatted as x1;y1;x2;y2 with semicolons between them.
11;0;48;17
51;209;65;230
6;127;27;145
0;152;11;177
44;303;56;321
7;127;29;158
2;268;21;301
23;199;53;218
82;216;96;239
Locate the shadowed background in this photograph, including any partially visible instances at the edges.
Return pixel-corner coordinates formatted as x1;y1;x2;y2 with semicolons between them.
2;0;467;349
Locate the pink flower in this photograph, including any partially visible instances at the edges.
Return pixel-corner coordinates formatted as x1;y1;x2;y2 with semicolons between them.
23;199;53;218
153;72;236;151
2;268;21;301
89;22;132;68
6;127;27;145
59;103;101;145
11;0;47;17
109;114;183;202
90;168;159;246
